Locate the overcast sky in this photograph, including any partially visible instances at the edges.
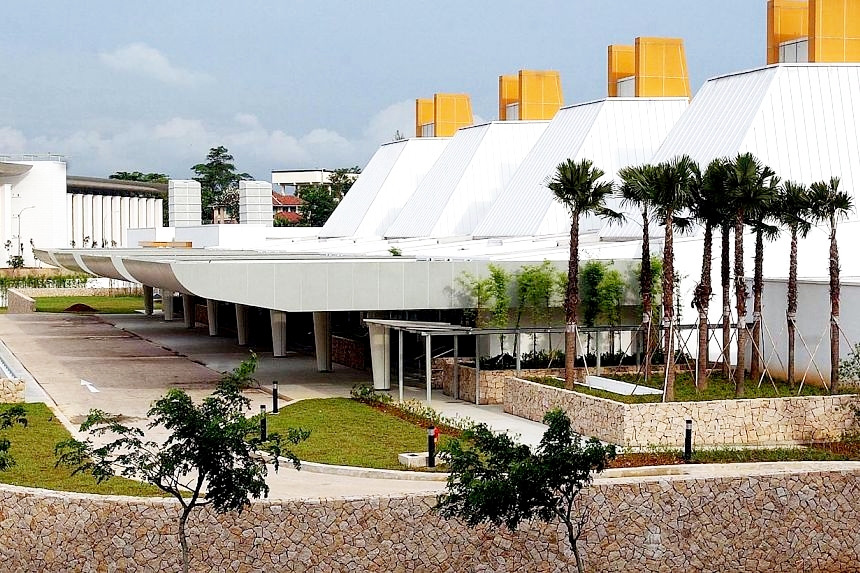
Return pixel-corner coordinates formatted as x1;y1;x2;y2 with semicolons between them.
0;1;763;180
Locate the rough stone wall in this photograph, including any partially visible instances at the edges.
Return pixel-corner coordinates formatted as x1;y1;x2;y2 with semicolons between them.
435;358;564;405
0;378;25;402
1;468;860;572
6;289;35;314
503;377;860;448
332;336;367;371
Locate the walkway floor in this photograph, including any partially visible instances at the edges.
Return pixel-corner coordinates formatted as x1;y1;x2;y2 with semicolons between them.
0;312;546;499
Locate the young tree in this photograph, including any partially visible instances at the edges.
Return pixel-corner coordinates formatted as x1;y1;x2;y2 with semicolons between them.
0;405;27;471
192;146;252;222
436;409;616;573
55;360;309;573
580;260;606;354
809;177;854;393
548;158;622;388
487;264;512;358
298;184;339;227
515;261;556;355
777;181;813;385
598;268;625;355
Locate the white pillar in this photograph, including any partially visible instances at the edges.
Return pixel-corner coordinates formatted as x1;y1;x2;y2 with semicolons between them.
129;198;139;231
143;286;154;316
92;195;103;248
82;195;93;247
120;197;130;246
137;198;147;229
162;290;174;321
72;194;84;248
313;311;332;372
425;334;432;402
154;198;164;228
270;310;287;357
206;299;218;336
111;196;121;247
236;304;250;346
146;197;156;228
101;196;113;247
65;193;73;248
369;323;391;391
182;294;195;328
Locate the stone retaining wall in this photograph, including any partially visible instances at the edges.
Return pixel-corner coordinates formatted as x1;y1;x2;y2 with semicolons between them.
6;289;35;314
6;287;143;313
505;376;860;448
332;336;368;371
1;466;859;571
0;378;25;402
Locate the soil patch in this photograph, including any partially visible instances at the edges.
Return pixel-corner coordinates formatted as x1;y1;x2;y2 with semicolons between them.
64;303;98;313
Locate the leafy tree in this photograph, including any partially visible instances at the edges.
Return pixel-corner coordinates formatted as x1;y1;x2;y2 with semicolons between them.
436;409;616;573
809;177;854;393
487;264;512;357
725;153;777;397
548;159;622;387
0;405;27;472
457;271;494;328
776;181;814;385
580;260;605;355
298;184;338;227
55;358;309;573
515;261;558;354
192;146;252;223
109;171;169;183
329;166;361;200
598;269;625;355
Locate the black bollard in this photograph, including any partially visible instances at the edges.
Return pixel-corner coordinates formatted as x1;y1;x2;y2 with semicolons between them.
272;381;279;414
427;426;436;468
260;404;267;441
684;419;692;462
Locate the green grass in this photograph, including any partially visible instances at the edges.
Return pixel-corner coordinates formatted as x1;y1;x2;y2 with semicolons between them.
691;446;850;463
34;295;157;314
266;398;452;470
0;403;165;496
528;371;847;403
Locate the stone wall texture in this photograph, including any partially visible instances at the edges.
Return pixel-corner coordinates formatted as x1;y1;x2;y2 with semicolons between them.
505;377;860;448
332;336;368;371
0;378;25;402
6;287;143;313
6;289;35;314
1;466;859;571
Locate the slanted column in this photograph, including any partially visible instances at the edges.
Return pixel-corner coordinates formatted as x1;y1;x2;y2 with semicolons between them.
143;285;154;316
270;310;287;357
206;299;219;336
162;290;175;321
182;295;195;328
313;311;333;372
236;304;250;346
368;323;391;390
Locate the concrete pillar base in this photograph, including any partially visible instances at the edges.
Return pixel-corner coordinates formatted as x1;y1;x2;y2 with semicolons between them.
162;290;174;321
143;285;154;316
236;304;250;346
368;323;391;390
270;310;287;357
182;294;194;328
206;299;218;336
313;311;333;372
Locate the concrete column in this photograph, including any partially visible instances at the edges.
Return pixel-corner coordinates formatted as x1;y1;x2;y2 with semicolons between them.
425;334;432;402
270;310;287;357
162;290;174;321
64;193;73;248
92;195;103;247
82;195;93;247
236;304;250;346
313;311;333;372
155;198;164;228
111;196;121;247
143;285;154;316
369;323;391;390
129;198;139;231
206;299;219;336
182;294;195;328
71;194;83;247
120;197;130;246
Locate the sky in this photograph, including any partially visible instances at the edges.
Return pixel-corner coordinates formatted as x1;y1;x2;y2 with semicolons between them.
0;1;764;180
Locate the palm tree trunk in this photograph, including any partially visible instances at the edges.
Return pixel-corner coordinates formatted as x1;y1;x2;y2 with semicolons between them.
663;212;675;402
734;212;747;397
750;229;764;382
695;224;713;391
830;217;840;393
787;229;798;385
640;206;652;381
565;214;581;389
721;223;731;378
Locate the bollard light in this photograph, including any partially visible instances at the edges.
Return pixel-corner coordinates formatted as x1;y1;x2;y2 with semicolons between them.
260;404;267;441
684;419;693;462
427;426;436;468
272;381;279;414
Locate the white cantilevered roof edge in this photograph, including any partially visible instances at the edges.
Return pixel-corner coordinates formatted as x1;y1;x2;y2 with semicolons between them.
385;121;549;239
473;97;689;239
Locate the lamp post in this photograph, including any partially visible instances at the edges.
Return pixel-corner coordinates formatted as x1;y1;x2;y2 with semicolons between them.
14;205;36;258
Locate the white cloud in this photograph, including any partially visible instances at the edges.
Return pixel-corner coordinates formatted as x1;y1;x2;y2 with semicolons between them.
363;99;414;143
0;127;27;154
99;43;212;87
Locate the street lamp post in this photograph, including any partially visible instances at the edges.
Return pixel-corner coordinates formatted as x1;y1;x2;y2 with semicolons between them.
15;205;36;259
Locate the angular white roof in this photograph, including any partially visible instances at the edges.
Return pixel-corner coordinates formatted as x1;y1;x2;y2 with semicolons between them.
473;98;689;238
652;63;860;197
384;121;549;238
320;137;449;238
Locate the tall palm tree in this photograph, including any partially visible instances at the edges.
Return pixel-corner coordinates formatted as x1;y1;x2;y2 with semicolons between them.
689;158;729;390
650;155;696;401
618;163;659;381
809;177;854;393
776;181;813;386
548;158;623;388
725;153;777;397
747;178;780;383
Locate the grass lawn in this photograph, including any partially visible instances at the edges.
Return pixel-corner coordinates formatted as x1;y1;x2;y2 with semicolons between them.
528;371;846;404
34;295;157;314
266;398;452;470
0;403;165;496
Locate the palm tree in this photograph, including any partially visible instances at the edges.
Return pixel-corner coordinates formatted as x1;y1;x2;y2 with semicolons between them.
618;163;659;381
650;155;696;401
689;158;729;390
548;159;623;388
747;179;780;383
725;153;777;397
776;181;813;386
809;177;854;393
